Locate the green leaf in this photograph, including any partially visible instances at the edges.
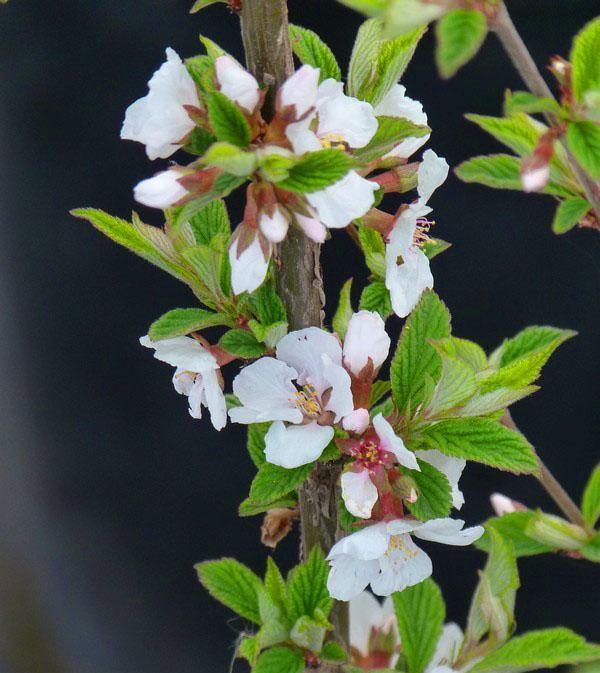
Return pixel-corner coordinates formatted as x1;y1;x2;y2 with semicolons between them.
570;16;600;102
257;585;290;648
201;141;257;176
393;579;446;673
337;0;387;17
465;113;540;157
148;308;230;340
285;547;333;624
476;511;554;558
249;320;288;350
390;290;451;415
582;464;600;528
422;237;451;260
238;496;298;517
188;199;230;245
503;90;562;117
469;628;600;673
384;0;446;39
206;90;252;147
249;279;287;326
321;641;348;662
566;121;600;179
525;511;588;551
432;337;487;372
348;19;386;98
466;528;519;647
185;55;215;93
190;0;225;12
196;558;263;624
491;325;576;368
359;226;386;278
199;34;230;60
247;422;270;468
581;533;600;562
427;355;477;414
184;127;216;156
354;116;430;163
289;24;341;82
419;418;539;475
290;613;330;652
247;462;313;507
406;459;452;521
183;239;229;299
371;379;392;406
219;329;265;358
333;279;354;340
435;10;487;79
265;557;287;612
458;386;538;418
254;646;305;673
359;282;392;318
552;197;591;234
257;149;296;183
277;149;355;193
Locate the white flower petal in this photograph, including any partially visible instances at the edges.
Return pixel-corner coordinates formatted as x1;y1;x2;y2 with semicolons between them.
295;213;327;243
285;116;322;154
427;623;464;673
133;169;188;209
215;55;260;112
201;367;227;431
371;534;432;596
188;376;206;420
385;518;422;536
327;521;390;561
327;555;379;602
140;335;218;373
229;357;302;424
264;420;334;468
343;310;391;376
350;591;384;656
490;492;517;516
259;207;289;243
342;470;379;519
121;47;199;160
342;408;370;434
276;327;343;394
307;171;377;229
373;414;419;471
417;149;449;205
321;357;354;421
279;65;320;118
417;449;466;509
386;241;433;319
413;518;484;546
172;367;195;395
229;235;270;295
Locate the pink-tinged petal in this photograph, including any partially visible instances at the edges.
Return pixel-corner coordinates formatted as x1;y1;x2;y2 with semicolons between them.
133;169;188;209
327;522;389;561
490;492;517;516
342;408;370;434
373;414;419;471
307;171;378;229
264;420;333;468
341;470;379;519
228;234;270;295
343;310;391;376
413;518;484;546
215;55;260;112
279;65;320;118
295;213;327;242
371;534;432;596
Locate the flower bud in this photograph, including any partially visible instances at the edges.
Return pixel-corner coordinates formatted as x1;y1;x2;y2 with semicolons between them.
343;311;391;377
526;512;588;551
133;169;188;209
215;55;260;113
520;155;551;193
295;213;327;243
258;206;290;243
490;492;520;516
278;65;319;118
342;408;370;434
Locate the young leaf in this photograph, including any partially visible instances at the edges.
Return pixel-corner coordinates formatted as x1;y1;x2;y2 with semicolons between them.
185;126;216;156
433;337;488;372
455;154;525;191
183;241;229;299
188;199;231;245
525;511;588;551
419;418;539;474
581;533;600;562
286;547;333;624
435;10;487;79
348;19;386;98
469;628;600;673
390;290;451;415
237;634;260;665
422;237;451;260
566;121;600;179
427;355;477;414
393;579;446;673
333;279;354;340
201;141;257;176
249;279;287;326
265;557;287;613
290;613;330;652
503;91;562;117
465;113;540;157
353;116;430;163
190;0;225;12
581;464;600;529
247;422;270;468
371;379;392;406
490;325;576;368
458;386;538;418
405;460;452;521
148;308;231;340
552;197;591;234
254;646;306;673
239;496;298;517
288;24;341;82
359;282;392;319
247;462;313;507
321;641;348;662
570;16;600;103
359;226;386;278
277;149;355;193
196;558;263;624
476;511;554;558
206;90;252;147
384;0;445;39
219;329;266;358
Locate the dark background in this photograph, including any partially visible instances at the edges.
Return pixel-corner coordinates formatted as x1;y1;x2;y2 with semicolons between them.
0;1;599;671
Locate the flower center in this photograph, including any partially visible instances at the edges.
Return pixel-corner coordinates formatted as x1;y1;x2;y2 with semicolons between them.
384;534;418;561
319;132;348;150
351;440;384;469
294;383;322;418
414;217;434;246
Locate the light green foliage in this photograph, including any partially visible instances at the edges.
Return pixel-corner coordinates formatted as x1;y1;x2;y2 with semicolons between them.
195;558;263;624
470;628;600;673
525;512;589;551
393;579;446;673
285;547;333;625
427;354;478;414
465;113;541;157
185;55;215;93
476;511;554;558
359;282;392;318
238;634;261;665
552;197;591;234
390;290;451;415
466;529;519;649
354;116;430;163
201;141;257;176
288;24;341;82
254;646;305;673
433;337;488;372
503;91;562;117
190;0;225;12
570;16;600;103
277;149;355;193
185;126;216;155
566;121;600;179
582;464;600;528
206;91;252;147
420;418;538;474
337;0;388;17
422;237;451;260
219;328;266;358
371;379;391;406
183;238;231;301
290;612;331;652
581;534;600;562
332;279;354;339
405;459;452;521
148;308;231;340
459;386;538;418
199;34;231;60
188;199;230;245
321;641;348;662
435;10;487;79
241;462;313;515
359;226;386;278
247;422;270;468
384;0;446;39
258;586;290;648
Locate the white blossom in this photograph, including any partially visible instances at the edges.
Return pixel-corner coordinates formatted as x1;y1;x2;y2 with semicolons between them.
416;449;466;510
259;206;290;243
228;233;270;296
139;335;227;430
214;55;260;113
121;48;200;160
279;64;320;118
343;310;391;376
342;408;370;434
327;517;483;600
133;168;188;209
229;328;354;468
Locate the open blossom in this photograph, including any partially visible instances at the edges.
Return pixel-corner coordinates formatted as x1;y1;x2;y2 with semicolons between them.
139;335;227;431
341;414;419;519
385;149;449;318
133;168;189;209
121;48;200;160
350;592;397;670
416;449;466;510
229;327;354;468
327;517;484;600
214;55;260;113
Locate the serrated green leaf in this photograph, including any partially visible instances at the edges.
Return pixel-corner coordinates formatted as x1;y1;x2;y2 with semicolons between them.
248;320;288;350
503;90;562;117
338;0;387;17
552;197;591;234
201;141;257;176
354;116;430;163
371;380;392;406
199;34;230;61
286;547;333;624
491;325;576;368
248;279;287;325
393;579;446;673
183;239;229;299
258;585;290;648
254;646;306;673
148;308;230;340
435;10;487;79
277;149;355;193
348;19;386;98
465;113;540;157
247;422;270;468
265;557;287;612
432;337;487;372
427;355;477;414
333;279;354;340
420;418;539;474
469;628;600;673
567;121;600;179
570;16;600;102
185;126;217;156
321;641;348;662
384;0;445;39
185;55;215;92
219;329;265;358
196;558;263;624
458;386;538;418
247;462;313;507
359;226;386;278
390;290;451;415
582;464;600;528
476;511;554;558
290;613;330;652
238;495;298;517
422;237;451;260
188;199;230;245
405;459;452;521
237;634;260;665
289;24;341;82
206;90;252;147
359;281;392;318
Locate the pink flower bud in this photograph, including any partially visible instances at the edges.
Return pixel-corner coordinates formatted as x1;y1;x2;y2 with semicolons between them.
342;408;370;435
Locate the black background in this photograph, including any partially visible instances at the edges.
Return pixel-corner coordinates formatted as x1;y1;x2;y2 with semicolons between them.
0;1;599;672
